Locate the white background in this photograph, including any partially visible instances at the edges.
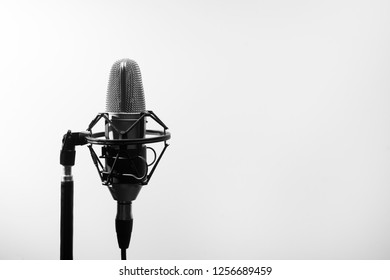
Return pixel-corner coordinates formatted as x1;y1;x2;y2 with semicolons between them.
0;0;389;259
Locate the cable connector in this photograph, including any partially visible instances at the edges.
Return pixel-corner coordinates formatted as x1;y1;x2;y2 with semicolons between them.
115;201;133;260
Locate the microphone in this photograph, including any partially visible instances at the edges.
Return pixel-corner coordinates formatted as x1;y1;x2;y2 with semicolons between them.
105;59;147;259
105;59;147;201
84;58;171;259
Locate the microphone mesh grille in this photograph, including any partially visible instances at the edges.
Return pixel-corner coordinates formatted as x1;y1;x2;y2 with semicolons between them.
106;58;146;113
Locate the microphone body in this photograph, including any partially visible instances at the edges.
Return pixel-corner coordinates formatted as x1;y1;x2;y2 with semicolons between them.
104;59;147;202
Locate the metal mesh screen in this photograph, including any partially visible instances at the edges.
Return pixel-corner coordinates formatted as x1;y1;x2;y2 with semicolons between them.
106;59;146;113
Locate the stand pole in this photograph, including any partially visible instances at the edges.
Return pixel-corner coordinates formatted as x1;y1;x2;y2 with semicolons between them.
60;166;74;260
59;131;88;260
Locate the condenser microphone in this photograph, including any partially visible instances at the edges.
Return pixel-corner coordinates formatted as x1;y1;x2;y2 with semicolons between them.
105;59;147;201
104;59;148;259
83;58;170;260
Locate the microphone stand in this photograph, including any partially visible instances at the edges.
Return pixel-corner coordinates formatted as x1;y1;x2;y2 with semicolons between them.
59;131;89;260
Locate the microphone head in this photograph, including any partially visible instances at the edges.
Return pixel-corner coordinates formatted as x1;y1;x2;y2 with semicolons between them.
106;59;146;113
